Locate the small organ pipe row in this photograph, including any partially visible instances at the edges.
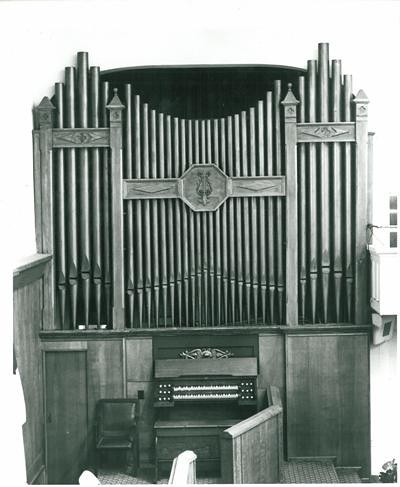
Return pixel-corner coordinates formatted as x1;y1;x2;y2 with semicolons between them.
121;87;285;328
296;43;356;324
53;54;112;329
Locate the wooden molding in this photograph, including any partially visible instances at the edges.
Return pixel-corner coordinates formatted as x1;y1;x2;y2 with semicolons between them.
39;323;371;340
13;253;52;290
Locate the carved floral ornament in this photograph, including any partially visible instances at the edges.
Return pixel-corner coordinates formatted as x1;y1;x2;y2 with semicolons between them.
300;126;350;139
179;347;234;359
53;130;109;145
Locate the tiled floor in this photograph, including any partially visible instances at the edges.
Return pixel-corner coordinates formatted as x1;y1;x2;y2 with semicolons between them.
97;468;219;485
281;460;340;483
281;460;363;484
98;461;362;484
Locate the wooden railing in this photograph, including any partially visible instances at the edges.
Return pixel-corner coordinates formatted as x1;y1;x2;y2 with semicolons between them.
13;253;51;484
220;386;283;484
168;450;197;485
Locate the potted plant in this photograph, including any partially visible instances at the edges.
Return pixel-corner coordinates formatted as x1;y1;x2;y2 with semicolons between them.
379;459;397;483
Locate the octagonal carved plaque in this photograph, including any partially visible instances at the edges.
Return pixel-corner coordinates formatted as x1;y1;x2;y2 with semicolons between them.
180;164;229;212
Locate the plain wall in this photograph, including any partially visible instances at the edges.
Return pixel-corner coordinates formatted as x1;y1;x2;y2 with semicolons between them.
1;0;398;479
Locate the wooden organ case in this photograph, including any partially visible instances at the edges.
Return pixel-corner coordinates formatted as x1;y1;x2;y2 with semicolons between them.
33;42;372;482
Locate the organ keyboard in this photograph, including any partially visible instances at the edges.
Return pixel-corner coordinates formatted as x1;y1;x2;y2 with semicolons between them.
153;356;258;407
155;378;257;405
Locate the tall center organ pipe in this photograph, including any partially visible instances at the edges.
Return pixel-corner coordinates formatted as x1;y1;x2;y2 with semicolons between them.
249;107;259;324
273;80;284;325
306;61;318;324
142;103;152;327
134;94;144;327
124;84;134;327
151;109;160;327
343;75;354;321
65;67;78;329
332;59;343;321
90;67;102;327
298;77;307;323
257;100;267;324
158;112;169;326
77;52;90;328
101;81;111;326
318;43;330;323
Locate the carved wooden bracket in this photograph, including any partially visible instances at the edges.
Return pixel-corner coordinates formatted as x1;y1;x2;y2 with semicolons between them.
179;347;234;359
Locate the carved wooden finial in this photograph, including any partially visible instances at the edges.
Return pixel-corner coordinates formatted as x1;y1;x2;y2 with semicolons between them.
282;83;299;105
106;88;124;110
281;83;299;120
37;96;56;128
106;88;125;124
353;89;369;119
353;89;369;104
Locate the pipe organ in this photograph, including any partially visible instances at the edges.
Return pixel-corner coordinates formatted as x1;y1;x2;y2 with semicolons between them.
34;42;371;331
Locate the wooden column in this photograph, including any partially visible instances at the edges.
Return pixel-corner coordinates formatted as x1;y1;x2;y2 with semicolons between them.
353;90;369;325
107;89;125;329
36;97;56;329
282;84;299;326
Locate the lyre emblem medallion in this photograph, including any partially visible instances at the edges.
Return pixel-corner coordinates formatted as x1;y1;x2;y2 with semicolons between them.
196;171;212;206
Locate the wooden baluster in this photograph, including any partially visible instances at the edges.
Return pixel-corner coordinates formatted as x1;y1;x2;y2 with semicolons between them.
37;96;56;329
353;89;369;325
106;88;125;329
282;83;299;326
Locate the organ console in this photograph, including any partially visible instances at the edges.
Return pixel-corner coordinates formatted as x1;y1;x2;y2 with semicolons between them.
153;348;259;478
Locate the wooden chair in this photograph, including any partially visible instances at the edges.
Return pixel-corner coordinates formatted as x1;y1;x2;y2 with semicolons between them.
94;399;139;475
